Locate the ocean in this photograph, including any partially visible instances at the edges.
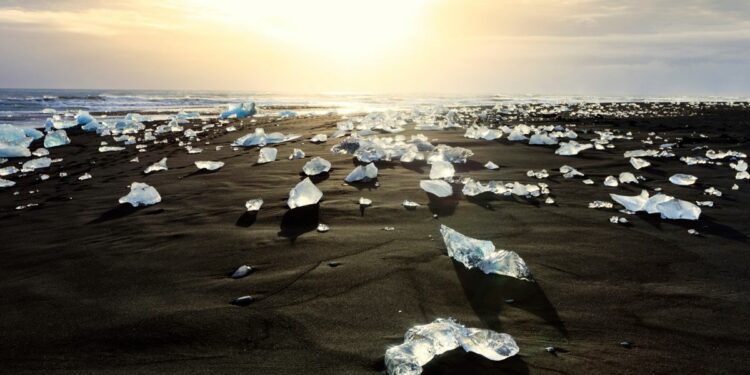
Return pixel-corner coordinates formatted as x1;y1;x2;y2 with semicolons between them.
0;88;746;128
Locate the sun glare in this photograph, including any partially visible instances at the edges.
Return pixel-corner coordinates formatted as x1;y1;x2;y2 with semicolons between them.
182;0;427;63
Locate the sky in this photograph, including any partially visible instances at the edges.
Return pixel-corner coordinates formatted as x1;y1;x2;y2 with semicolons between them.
0;0;749;96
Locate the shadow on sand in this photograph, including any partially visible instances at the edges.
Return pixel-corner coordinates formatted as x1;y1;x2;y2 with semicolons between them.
278;204;320;242
235;211;258;227
453;261;568;338
89;204;143;224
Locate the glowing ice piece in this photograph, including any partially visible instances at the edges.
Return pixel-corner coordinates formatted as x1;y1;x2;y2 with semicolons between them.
245;198;263;212
420;180;452;197
555;141;592;156
302;157;331;176
195;161;224;171
22;157;51;172
118;182;161;207
220;101;256;119
310;134;328;143
289;148;305;159
75;110;94;125
604;176;619;187
669;174;697;186
619;172;638;184
560;165;584;178
440;224;532;279
0;178;15;187
629;157;650;170
287;177;322;209
144;158;168;174
484;161;499;170
429;160;455;180
344;163;378;183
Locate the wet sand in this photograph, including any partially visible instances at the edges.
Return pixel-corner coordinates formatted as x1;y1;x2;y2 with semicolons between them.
1;105;749;374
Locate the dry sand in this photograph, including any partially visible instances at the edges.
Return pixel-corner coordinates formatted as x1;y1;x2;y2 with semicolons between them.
1;106;749;374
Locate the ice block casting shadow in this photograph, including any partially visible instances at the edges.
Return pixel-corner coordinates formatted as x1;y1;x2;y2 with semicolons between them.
278;204;320;242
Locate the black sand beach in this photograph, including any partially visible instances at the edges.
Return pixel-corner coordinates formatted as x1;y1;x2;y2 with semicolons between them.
1;104;749;374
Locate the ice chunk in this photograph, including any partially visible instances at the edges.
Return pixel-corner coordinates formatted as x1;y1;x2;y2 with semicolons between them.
289;148;305;159
730;159;747;172
144;158;168;174
118;182;161;207
484;161;499;170
78;173;92;181
0;166;18;176
610;190;650;212
669;174;697;186
619;172;638;184
440;225;532;280
589;201;613;209
526;169;548;179
344;163;378;183
611;190;701;220
0;178;15;187
704;187;722;197
429;160;455;180
737;171;750;180
99;146;125;152
420;180;453;197
555;141;592;156
245;198;263;211
403;200;420;208
0;145;31;157
629;157;650;170
310;134;328;143
287;178;323;209
22;157;51;172
32;148;49;157
302;157;331;176
195;161;224;171
25;128;44;140
220;101;256;119
233;128;300;147
582;179;594;185
385;318;519;375
231;265;253;279
257;147;278;164
359;197;372;206
604;176;619;187
560;165;584;178
75;110;94;125
529;132;558;145
656;199;701;220
610;216;628;224
317;223;330;232
43;129;70;148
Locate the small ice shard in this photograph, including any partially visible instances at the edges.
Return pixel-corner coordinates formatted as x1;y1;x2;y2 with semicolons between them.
610;190;650;212
403;200;420;208
695;201;713;207
688;229;700;236
429;160;455;180
302;157;331;176
230;295;254;306
130;157;139;163
21;157;52;172
555;141;592;156
589;201;613;209
344;163;378;183
78;173;92;181
359;197;372;206
732;183;739;190
420;180;453;197
669;174;697;186
440;225;532;280
462;179;490;196
233;128;301;147
735;171;749;180
100;145;126;152
529;132;558;145
484;161;499;170
195;161;224;171
118;182;161;207
730;159;748;172
0;166;18;176
629;157;650;170
220;101;256;119
186;146;203;154
0;145;30;158
289;148;305;159
43;129;70;148
310;134;328;143
257;147;277;164
231;265;253;279
384;318;519;375
245;198;263;211
582;179;594;185
619;172;638;184
610;216;628;224
317;223;330;232
145;158;168;174
287;178;323;209
278;110;297;118
560;165;584;178
526;169;548;179
32;148;49;157
704;187;722;197
0;178;15;187
545;197;555;204
604;176;619;187
383;226;395;231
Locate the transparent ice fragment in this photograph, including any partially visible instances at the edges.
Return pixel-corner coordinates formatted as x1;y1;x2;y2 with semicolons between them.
231;265;253;279
317;223;330;232
560;165;584;178
245;198;263;211
220;101;256;119
0;177;15;187
310;134;328;143
287;177;322;209
359;197;372;206
118;182;161;207
344;163;378;183
44;129;70;148
78;173;92;181
402;200;420;208
429;160;455;180
21;157;51;172
484;161;499;170
589;201;613;209
555;141;592;156
257;147;277;164
420;180;453;197
289;148;305;159
145;158;168;174
195;161;224;171
302;157;331;176
439;225;532;280
604;176;619;187
669;174;697;186
629;157;650;170
618;172;638;184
